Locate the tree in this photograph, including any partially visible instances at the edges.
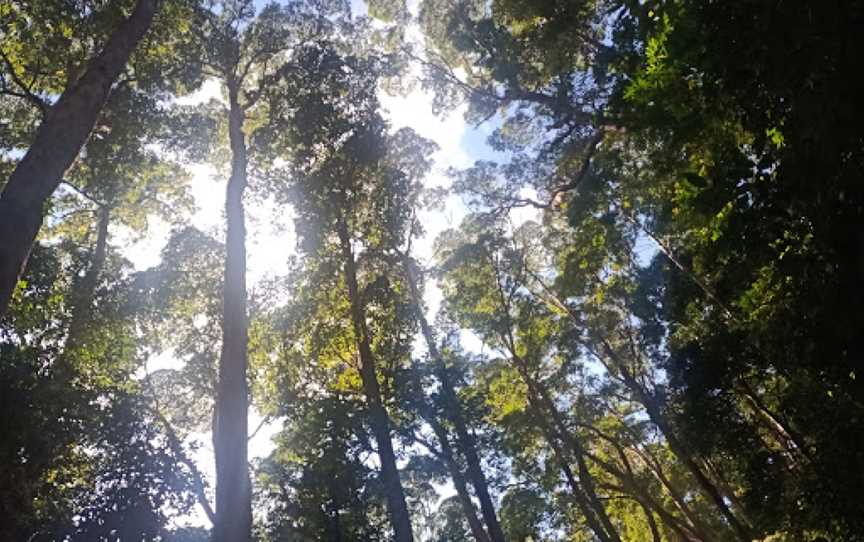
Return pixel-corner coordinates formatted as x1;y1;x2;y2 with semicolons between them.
414;1;864;538
1;50;200;538
402;253;506;542
2;1;863;540
0;0;181;314
256;393;391;541
0;224;198;541
183;3;348;539
257;44;438;540
436;217;627;542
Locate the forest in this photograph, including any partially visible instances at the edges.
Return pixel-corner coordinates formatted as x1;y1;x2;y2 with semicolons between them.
1;1;863;541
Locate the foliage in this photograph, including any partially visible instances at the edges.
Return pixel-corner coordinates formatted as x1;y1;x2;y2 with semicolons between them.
2;1;862;540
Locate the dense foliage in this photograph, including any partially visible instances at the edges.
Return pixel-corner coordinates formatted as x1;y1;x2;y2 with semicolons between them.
2;0;862;540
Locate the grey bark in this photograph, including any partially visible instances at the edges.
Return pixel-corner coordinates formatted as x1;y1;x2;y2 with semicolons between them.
401;256;506;542
213;81;252;542
0;0;158;315
337;220;414;542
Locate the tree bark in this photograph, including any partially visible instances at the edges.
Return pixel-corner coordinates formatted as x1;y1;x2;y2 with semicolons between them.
623;212;811;465
0;0;158;316
213;81;252;542
401;256;506;542
428;419;491;542
517;362;622;542
337;220;414;542
65;204;110;352
527;276;753;542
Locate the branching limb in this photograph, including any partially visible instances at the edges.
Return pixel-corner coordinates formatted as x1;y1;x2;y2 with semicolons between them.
0;49;48;115
143;364;216;525
60;180;107;208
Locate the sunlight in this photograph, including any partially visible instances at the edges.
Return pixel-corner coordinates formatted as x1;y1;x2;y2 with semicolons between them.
130;42;491;529
5;0;857;539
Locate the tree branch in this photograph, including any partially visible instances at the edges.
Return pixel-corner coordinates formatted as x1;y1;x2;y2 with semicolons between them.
143;364;216;525
248;414;271;441
0;49;48;115
60;180;107;208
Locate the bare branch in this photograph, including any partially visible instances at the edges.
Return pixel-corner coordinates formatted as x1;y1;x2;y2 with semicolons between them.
248;414;271;441
60;180;107;208
143;362;216;525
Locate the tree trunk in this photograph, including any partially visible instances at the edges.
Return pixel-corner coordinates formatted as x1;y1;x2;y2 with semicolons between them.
638;500;662;542
530;397;615;542
491;261;619;542
532;276;752;542
428;419;491;542
623;212;811;465
523;378;621;542
213;81;252;542
736;379;810;464
337;221;414;542
401;256;506;542
628;439;716;540
611;357;753;542
594;440;710;541
152;404;217;525
65;205;110;352
510;352;622;542
0;0;158;316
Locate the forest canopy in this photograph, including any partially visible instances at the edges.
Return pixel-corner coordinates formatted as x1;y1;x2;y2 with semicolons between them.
1;1;863;541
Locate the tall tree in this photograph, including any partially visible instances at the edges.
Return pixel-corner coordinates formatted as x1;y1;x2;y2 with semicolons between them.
402;253;506;542
436;218;628;542
0;213;199;541
186;2;347;538
0;0;164;314
258;45;437;539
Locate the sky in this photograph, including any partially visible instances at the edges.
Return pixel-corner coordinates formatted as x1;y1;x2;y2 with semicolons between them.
115;1;532;528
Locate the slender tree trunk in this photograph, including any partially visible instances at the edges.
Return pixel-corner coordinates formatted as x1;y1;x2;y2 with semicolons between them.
0;0;158;316
489;259;619;542
337;220;414;542
152;404;217;525
213;81;252;542
628;441;716;540
623;212;810;463
401;257;506;542
700;457;753;528
638;500;662;542
529;277;752;542
428;419;491;542
55;204;111;387
595;440;710;541
612;359;753;542
736;379;810;463
65;205;110;352
530;397;615;542
510;352;622;542
508;346;620;542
